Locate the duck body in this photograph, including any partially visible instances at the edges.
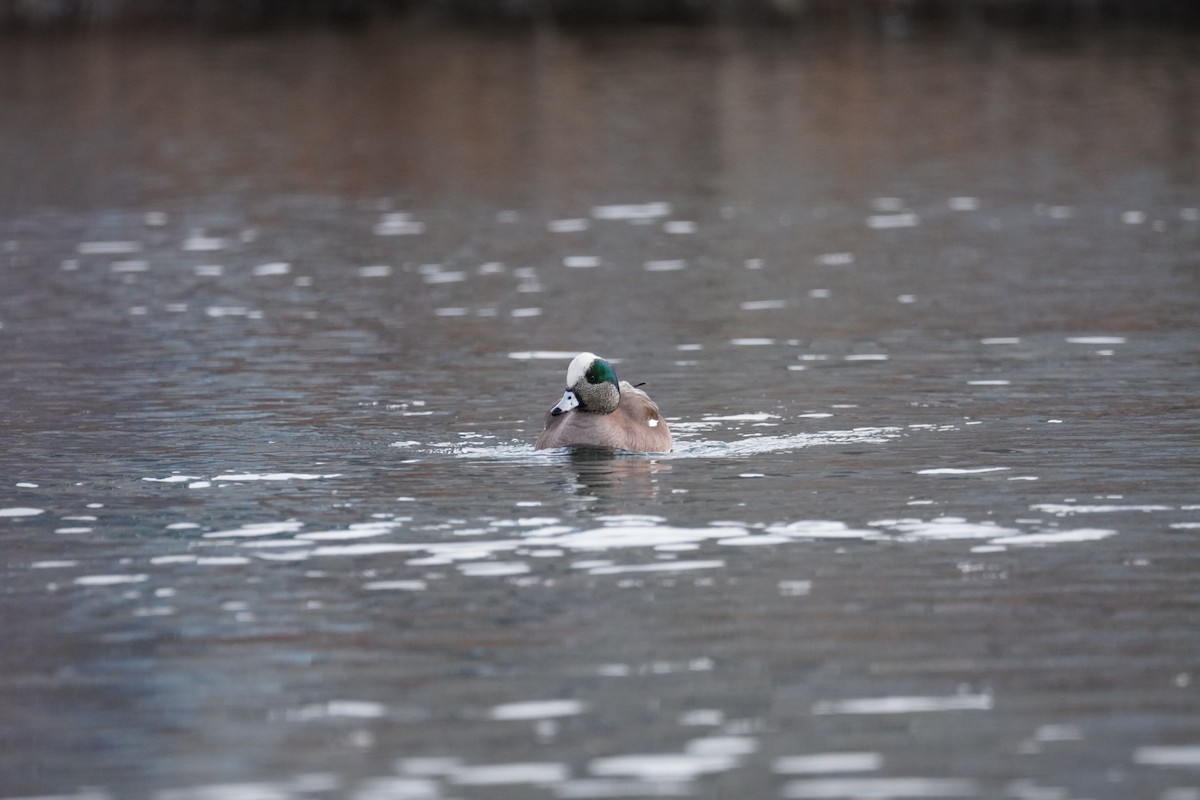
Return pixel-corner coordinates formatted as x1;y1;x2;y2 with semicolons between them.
535;353;672;453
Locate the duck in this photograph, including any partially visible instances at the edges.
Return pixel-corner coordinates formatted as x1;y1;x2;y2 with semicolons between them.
535;352;672;453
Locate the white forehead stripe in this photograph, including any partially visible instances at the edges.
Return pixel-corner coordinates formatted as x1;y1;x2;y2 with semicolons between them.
566;352;599;386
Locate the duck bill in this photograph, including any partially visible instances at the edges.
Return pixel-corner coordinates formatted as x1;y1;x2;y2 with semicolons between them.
550;389;580;416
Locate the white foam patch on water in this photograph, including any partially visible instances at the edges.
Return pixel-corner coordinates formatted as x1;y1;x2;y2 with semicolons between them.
111;260;149;273
597;658;713;677
78;240;141;254
134;606;176;618
866;213;920;229
357;265;392;278
718;534;790;546
455;425;902;462
586;560;725;576
740;300;788;310
686;736;758;757
373;213;425;236
196;556;250;566
664;220;697;234
675;428;903;458
918;467;1010;475
679;709;724;726
990;529;1116;546
815;252;854;266
351;777;440;799
157;781;332;800
813;694;993;715
564;255;601;268
644;259;687;272
144;475;203;483
767;521;880;540
1035;724;1084;742
183;235;226;251
459;561;530;577
0;507;44;517
31;560;80;569
294;700;387;720
1031;503;1172;516
871;518;1018;540
1134;745;1200;766
702;413;780;422
253;262;291;277
549;218;590;233
296;522;399;541
592;202;672;220
424;271;466;284
782;777;979;799
239;539;312;549
205;306;257;318
949;196;980;211
449;762;570;785
729;338;775;346
395;757;463;777
151;555;198;565
75;574;150;586
967;380;1010;386
589;753;739;781
779;580;813;596
843;354;889;361
213;473;342;482
1066;336;1126;345
254;551;314;562
773;753;884;774
490;699;587;721
203;521;306;539
554;778;692;797
535;524;745;551
981;337;1021;345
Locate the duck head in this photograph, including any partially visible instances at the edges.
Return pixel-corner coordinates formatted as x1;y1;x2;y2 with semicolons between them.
550;352;621;416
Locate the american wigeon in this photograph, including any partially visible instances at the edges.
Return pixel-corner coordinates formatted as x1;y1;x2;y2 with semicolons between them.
535;352;672;453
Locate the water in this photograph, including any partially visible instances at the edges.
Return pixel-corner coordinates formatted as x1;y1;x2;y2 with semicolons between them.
2;20;1199;800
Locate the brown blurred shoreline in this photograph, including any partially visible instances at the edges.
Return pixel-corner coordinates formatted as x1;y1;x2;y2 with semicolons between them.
2;0;1198;32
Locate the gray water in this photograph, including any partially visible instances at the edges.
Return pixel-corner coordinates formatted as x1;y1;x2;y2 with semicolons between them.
2;21;1199;800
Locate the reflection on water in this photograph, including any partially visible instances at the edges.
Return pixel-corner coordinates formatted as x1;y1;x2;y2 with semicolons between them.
1;17;1199;800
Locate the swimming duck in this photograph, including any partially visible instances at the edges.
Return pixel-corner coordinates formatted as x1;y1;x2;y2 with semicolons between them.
535;352;672;453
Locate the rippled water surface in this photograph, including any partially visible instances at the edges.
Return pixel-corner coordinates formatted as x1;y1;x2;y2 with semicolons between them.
2;21;1199;800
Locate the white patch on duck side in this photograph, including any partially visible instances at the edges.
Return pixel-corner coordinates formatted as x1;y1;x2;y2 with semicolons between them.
649;419;659;427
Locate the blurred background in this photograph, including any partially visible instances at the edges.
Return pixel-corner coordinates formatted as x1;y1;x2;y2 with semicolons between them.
2;0;1200;29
